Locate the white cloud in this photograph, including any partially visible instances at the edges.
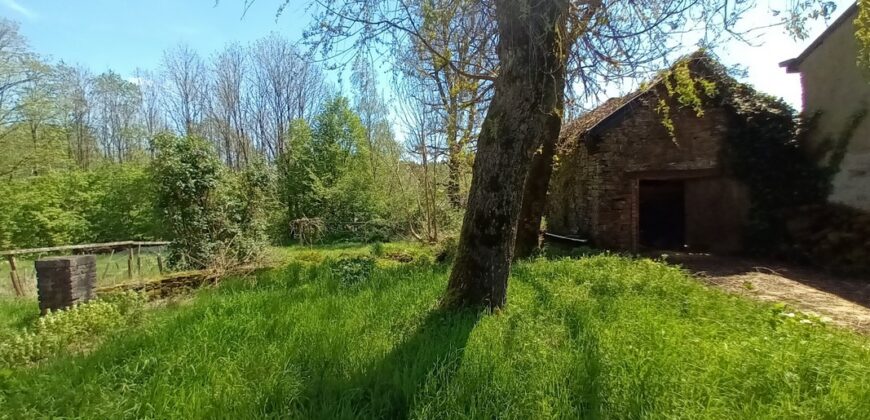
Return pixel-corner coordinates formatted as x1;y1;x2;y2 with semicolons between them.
2;0;37;19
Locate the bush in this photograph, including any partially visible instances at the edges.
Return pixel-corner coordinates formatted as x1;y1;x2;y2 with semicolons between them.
152;134;272;270
369;242;385;257
328;255;376;288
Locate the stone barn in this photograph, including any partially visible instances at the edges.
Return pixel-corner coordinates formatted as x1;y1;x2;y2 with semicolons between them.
547;56;761;254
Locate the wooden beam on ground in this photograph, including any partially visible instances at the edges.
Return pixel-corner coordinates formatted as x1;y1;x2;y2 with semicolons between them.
543;233;589;244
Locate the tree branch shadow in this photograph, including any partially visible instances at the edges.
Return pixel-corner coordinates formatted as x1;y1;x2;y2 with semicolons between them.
295;307;481;419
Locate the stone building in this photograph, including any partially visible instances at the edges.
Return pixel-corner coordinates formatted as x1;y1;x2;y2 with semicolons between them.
781;3;870;211
547;57;754;254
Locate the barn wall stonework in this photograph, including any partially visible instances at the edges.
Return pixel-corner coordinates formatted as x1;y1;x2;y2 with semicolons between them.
547;93;749;252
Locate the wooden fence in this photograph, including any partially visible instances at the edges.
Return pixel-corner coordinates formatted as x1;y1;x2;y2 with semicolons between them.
1;241;170;297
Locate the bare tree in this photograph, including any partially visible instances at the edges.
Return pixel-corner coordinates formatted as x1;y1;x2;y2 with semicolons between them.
91;71;142;162
132;68;168;154
55;64;97;168
406;0;494;208
249;34;305;158
0;18;42;177
161;44;207;137
396;70;446;243
209;43;250;168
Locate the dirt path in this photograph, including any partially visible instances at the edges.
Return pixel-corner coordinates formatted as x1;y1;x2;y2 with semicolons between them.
658;252;870;333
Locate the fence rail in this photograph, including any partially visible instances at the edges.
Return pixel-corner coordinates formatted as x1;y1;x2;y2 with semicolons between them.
0;241;169;257
2;241;171;297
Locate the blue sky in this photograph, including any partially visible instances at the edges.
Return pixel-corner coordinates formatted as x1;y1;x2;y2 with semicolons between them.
2;0;312;73
0;0;858;110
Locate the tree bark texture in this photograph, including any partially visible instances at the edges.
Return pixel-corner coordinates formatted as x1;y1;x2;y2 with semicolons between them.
514;118;562;259
444;0;568;310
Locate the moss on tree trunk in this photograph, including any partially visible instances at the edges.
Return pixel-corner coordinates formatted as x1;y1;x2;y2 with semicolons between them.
444;0;568;310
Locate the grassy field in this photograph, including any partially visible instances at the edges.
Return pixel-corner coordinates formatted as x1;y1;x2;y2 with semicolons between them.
0;249;167;297
0;243;868;418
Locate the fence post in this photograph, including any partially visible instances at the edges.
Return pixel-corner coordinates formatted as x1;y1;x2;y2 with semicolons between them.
157;255;164;274
127;247;133;279
7;255;23;297
136;244;142;276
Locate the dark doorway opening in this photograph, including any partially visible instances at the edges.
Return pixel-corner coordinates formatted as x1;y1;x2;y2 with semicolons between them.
639;179;686;250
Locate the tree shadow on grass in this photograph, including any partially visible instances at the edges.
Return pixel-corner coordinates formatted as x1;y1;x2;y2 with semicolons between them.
294;307;481;419
523;274;604;418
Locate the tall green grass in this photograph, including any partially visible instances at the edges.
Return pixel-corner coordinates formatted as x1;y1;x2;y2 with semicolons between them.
1;249;868;419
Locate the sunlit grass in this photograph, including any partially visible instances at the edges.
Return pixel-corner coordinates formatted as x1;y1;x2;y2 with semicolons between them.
0;245;868;418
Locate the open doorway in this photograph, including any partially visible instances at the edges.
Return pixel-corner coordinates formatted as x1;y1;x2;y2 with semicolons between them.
638;179;685;250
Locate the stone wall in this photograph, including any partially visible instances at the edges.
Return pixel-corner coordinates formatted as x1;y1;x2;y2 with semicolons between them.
548;91;749;252
35;255;96;314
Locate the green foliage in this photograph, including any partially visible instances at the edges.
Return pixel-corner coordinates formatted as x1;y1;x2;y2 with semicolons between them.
722;85;835;254
857;0;870;76
152;134;271;269
1;247;868;417
655;57;719;139
216;158;277;263
0;164;159;250
277;96;409;243
152;133;224;268
328;254;376;288
369;241;385;257
0;291;145;368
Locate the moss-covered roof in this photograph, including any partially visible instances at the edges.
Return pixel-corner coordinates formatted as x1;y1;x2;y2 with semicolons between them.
559;51;738;145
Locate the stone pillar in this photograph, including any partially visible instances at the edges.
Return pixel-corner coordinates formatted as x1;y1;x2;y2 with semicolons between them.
35;255;97;315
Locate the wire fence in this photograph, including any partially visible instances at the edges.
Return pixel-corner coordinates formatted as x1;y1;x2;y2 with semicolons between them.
1;242;171;298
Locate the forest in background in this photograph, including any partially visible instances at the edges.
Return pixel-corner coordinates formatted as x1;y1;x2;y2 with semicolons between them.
0;16;486;256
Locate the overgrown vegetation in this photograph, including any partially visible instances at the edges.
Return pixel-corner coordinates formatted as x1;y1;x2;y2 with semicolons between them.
277;96;411;243
721;85;830;254
0;20;462;255
151;133;274;270
653;55;848;260
0;164;159;249
0;245;867;417
0;291;145;368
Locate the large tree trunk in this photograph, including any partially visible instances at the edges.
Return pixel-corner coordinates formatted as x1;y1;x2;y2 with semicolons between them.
514;129;560;259
443;0;568;310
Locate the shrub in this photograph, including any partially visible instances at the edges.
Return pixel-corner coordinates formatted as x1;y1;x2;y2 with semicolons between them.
152;134;271;270
328;255;376;288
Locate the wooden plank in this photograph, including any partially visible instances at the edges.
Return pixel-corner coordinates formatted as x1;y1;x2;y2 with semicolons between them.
0;241;170;257
543;233;589;244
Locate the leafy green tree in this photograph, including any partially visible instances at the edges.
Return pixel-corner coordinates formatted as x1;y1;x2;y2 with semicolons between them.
152;133;271;269
151;133;223;268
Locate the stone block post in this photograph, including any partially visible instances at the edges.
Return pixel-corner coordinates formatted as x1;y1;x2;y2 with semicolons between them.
35;255;97;314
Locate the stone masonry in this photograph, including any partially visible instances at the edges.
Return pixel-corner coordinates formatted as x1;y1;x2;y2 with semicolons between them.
35;255;97;314
547;82;750;253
